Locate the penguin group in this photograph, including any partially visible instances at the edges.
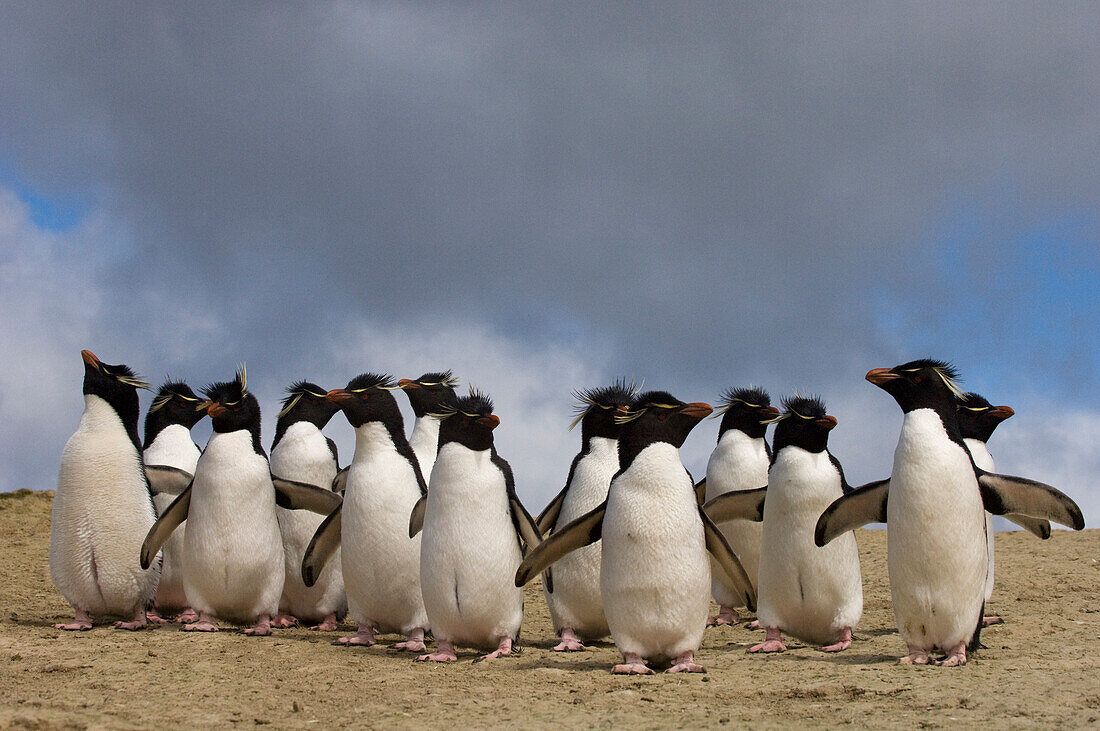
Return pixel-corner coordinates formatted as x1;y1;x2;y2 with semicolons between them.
50;350;1085;673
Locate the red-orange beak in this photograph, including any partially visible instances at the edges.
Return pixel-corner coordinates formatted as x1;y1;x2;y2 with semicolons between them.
81;349;101;369
207;403;227;418
866;368;900;386
815;415;838;431
989;405;1015;421
681;402;713;420
477;414;500;430
326;389;352;403
758;405;780;420
398;379;419;390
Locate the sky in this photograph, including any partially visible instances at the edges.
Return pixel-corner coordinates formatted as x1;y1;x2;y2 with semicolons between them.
1;3;1097;529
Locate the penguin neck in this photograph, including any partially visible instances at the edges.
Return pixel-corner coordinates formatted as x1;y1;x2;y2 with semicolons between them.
212;422;266;458
618;436;678;472
353;419;415;460
408;414;441;461
86;393;141;454
904;404;966;449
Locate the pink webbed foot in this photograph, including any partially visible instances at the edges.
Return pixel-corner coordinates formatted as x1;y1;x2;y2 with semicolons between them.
55;608;93;631
612;653;653;675
416;639;457;662
938;642;967;667
707;606;739;627
270;613;298;629
552;628;586;652
820;626;853;653
476;636;514;661
748;627;787;653
747;620;761;630
899;645;933;665
393;628;427;653
309;613;339;632
175;607;199;624
182;612;219;632
982;615;1004;627
242;615;272;636
334;625;376;647
145;608;170;625
667;651;705;673
114;607;149;631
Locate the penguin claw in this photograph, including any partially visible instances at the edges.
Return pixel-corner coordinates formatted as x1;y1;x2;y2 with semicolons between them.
937;643;967;667
820;627;853;652
552;639;586;652
612;663;654;675
113;620;148;631
667;662;706;673
175;608;199;624
981;615;1004;627
54;622;92;631
393;640;427;653
707;607;739;627
145;609;170;625
899;650;933;665
182;621;219;632
270;613;298;629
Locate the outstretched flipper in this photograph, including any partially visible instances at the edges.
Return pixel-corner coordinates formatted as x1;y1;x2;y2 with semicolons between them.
332;465;349;495
144;464;193;497
302;504;342;587
272;476;343;515
408;495;427;538
702;486;767;524
977;470;1084;530
140;483;192;569
694;478;707;507
700;508;756;611
535;482;569;535
515;502;605;588
1004;513;1051;539
814;478;889;547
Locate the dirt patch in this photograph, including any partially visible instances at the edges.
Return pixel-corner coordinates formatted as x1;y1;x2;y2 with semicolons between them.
1;490;1096;728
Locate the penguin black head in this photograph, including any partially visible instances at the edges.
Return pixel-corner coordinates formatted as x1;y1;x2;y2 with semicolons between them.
435;389;499;452
81;350;148;452
398;371;459;418
956;392;1015;443
569;378;639;442
143;380;204;449
202;367;262;443
271;380;342;449
714;386;778;441
325;373;404;431
866;358;966;416
771;394;836;455
615;391;712;469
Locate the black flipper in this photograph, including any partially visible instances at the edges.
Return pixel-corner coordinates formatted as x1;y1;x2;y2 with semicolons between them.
331;466;349;495
408;495;427;538
976;470;1084;530
515;502;605;588
536;480;571;535
1004;513;1051;539
140;483;192;570
700;507;756;611
271;475;343;515
144;464;194;497
702;486;767;524
814;478;889;547
694;477;707;507
510;496;542;556
326;437;340;468
301;503;342;588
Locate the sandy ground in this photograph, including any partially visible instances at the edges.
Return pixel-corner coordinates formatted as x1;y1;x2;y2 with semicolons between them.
1;489;1097;729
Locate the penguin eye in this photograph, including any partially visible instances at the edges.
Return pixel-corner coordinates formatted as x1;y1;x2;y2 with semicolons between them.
657;412;667;420
913;375;923;384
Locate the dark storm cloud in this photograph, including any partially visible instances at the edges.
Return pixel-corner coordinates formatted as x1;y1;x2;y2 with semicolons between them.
1;3;1097;516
